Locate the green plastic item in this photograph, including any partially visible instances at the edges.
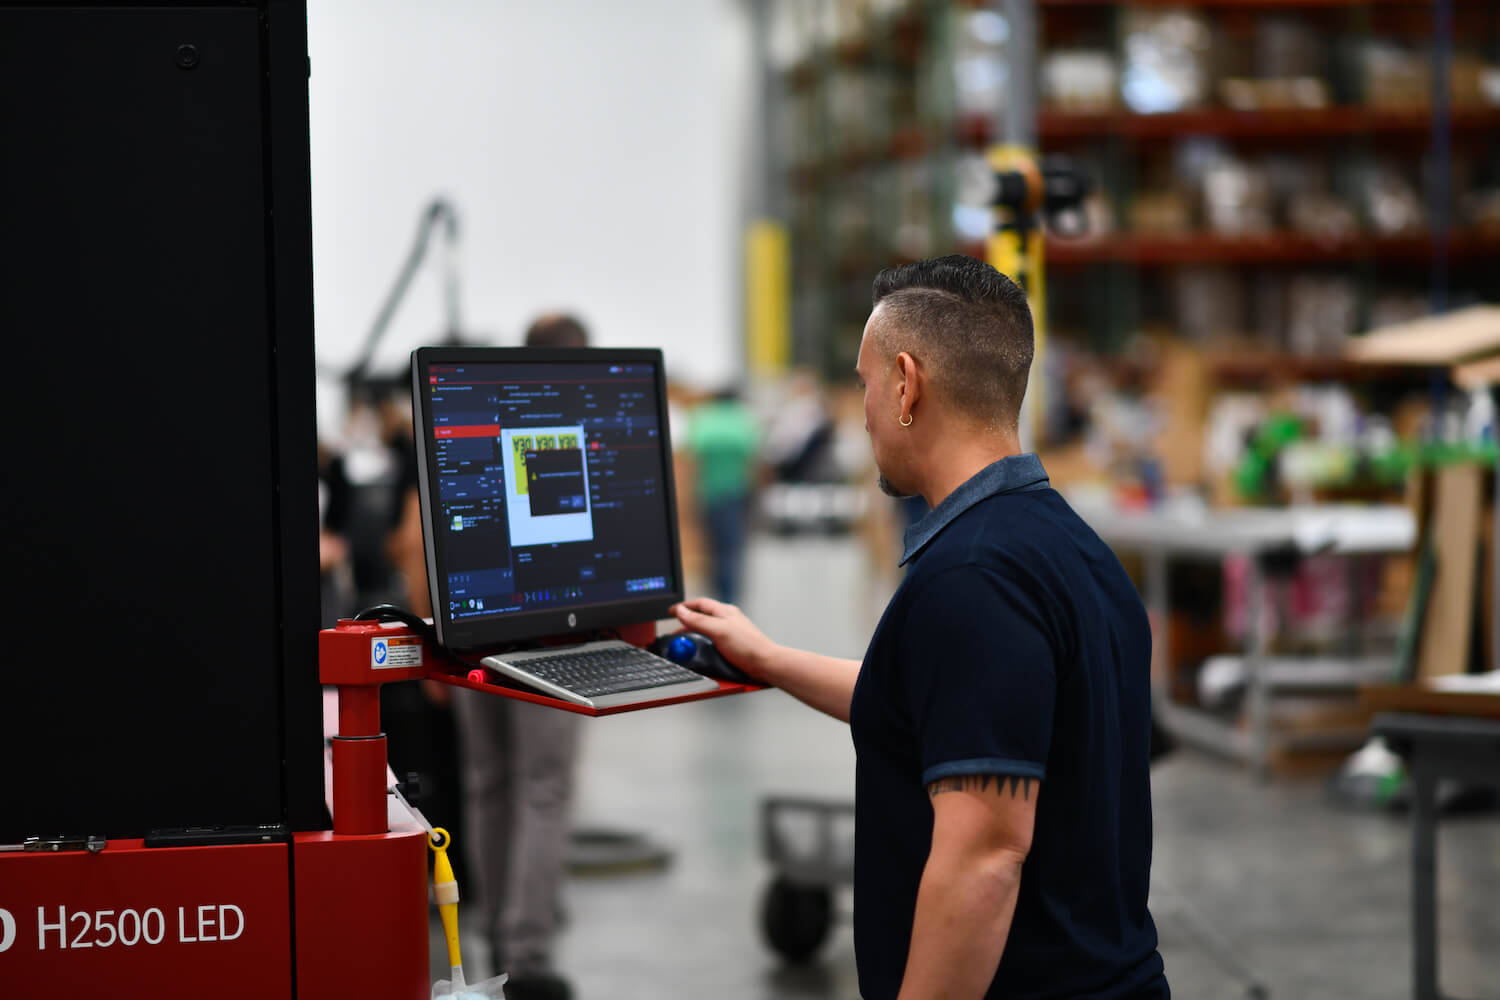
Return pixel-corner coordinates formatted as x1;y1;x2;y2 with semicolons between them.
1233;413;1305;501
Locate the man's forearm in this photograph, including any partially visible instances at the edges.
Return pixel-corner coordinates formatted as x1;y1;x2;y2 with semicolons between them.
897;846;1024;999
754;646;861;723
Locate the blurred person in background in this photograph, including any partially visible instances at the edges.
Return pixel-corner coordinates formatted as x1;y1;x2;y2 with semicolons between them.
316;441;355;628
673;256;1166;999
323;383;416;610
380;378;469;888
683;385;761;604
515;312;588;351
762;369;839;484
446;313;588;1000
323;384;465;855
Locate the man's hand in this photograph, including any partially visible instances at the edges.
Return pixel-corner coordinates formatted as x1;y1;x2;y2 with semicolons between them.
670;597;862;723
898;773;1040;999
670;597;778;681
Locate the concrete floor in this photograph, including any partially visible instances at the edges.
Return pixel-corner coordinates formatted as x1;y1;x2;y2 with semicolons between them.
435;533;1499;999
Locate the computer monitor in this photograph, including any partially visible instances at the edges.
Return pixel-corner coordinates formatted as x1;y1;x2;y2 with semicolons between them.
411;347;684;652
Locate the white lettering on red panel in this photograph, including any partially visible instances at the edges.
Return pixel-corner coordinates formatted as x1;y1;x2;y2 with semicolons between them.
24;904;242;950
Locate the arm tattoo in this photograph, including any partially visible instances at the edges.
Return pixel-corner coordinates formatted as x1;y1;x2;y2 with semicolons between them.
928;774;1033;800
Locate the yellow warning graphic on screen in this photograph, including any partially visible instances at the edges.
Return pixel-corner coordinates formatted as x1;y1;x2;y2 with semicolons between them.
499;424;594;547
511;435;535;495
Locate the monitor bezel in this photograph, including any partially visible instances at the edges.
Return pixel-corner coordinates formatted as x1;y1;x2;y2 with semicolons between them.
411;345;685;653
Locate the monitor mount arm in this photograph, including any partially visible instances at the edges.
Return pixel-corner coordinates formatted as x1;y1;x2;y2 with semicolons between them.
341;197;465;390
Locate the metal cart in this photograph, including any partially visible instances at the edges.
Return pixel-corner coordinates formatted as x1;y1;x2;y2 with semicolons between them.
758;796;855;962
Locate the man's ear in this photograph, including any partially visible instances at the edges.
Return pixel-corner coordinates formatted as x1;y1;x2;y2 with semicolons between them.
895;351;921;410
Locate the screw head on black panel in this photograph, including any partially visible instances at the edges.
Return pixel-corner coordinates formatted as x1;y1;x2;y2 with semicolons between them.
175;44;200;70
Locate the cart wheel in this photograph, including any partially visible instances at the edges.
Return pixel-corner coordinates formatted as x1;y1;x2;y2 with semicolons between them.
760;876;832;963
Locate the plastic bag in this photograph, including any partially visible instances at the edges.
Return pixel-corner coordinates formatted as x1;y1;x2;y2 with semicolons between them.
432;970;507;1000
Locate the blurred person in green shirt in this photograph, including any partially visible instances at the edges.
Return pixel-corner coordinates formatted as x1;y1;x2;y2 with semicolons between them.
685;386;761;605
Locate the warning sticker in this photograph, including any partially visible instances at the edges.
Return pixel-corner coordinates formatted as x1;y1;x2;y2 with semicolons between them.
371;635;423;669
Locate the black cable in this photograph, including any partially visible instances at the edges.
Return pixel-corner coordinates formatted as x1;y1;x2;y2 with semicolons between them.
351;602;437;641
341;198;463;387
350;603;480;674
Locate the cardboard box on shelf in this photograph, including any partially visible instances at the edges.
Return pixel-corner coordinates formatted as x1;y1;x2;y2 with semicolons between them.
1036;441;1106;495
1148;338;1211;488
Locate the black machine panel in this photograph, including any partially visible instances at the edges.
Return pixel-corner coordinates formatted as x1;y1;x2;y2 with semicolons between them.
0;3;323;839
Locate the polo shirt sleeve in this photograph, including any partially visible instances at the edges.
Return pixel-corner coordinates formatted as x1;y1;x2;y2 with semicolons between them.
899;564;1056;787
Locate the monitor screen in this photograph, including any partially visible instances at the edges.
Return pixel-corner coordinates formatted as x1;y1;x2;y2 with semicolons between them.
411;347;684;651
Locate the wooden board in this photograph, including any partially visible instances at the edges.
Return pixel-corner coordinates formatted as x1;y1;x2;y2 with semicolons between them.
1391;543;1437;683
1485;509;1496;674
1361;683;1500;720
1405;467;1433;550
1347;304;1500;366
1415;464;1485;680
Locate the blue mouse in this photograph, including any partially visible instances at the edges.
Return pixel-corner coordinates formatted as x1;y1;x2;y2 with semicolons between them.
651;631;757;685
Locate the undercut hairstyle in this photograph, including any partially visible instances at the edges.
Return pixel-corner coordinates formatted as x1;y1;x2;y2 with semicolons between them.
524;314;590;348
870;255;1033;431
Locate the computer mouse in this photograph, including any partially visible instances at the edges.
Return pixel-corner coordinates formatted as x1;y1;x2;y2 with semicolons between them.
650;631;756;685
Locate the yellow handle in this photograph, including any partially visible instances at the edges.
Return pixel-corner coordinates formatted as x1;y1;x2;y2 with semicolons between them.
429;827;462;971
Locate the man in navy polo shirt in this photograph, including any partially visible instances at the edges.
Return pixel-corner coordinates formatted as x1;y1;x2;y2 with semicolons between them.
673;254;1167;998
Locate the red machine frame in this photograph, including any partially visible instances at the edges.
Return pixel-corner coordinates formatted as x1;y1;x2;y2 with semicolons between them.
320;617;760;837
2;619;757;999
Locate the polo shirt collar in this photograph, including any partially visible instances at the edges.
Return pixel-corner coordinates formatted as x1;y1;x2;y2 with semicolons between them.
899;453;1049;566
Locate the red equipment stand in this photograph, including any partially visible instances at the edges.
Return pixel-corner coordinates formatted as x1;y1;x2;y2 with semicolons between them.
307;617;761;998
1;618;759;998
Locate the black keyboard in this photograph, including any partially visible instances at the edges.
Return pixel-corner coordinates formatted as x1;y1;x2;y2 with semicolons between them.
479;639;718;709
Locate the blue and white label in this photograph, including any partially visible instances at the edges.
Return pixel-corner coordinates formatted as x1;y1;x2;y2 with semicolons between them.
371;635;423;669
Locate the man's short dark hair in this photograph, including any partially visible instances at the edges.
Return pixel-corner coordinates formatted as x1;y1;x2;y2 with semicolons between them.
524;314;590;348
871;255;1033;431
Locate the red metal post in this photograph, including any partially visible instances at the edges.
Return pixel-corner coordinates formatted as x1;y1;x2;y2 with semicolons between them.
320;619;429;837
330;734;389;836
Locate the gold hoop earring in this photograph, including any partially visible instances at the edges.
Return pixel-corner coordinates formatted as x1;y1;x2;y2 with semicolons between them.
898;413;913;427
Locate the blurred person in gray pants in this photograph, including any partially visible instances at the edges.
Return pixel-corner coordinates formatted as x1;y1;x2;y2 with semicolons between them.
454;313;590;1000
454;692;578;998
